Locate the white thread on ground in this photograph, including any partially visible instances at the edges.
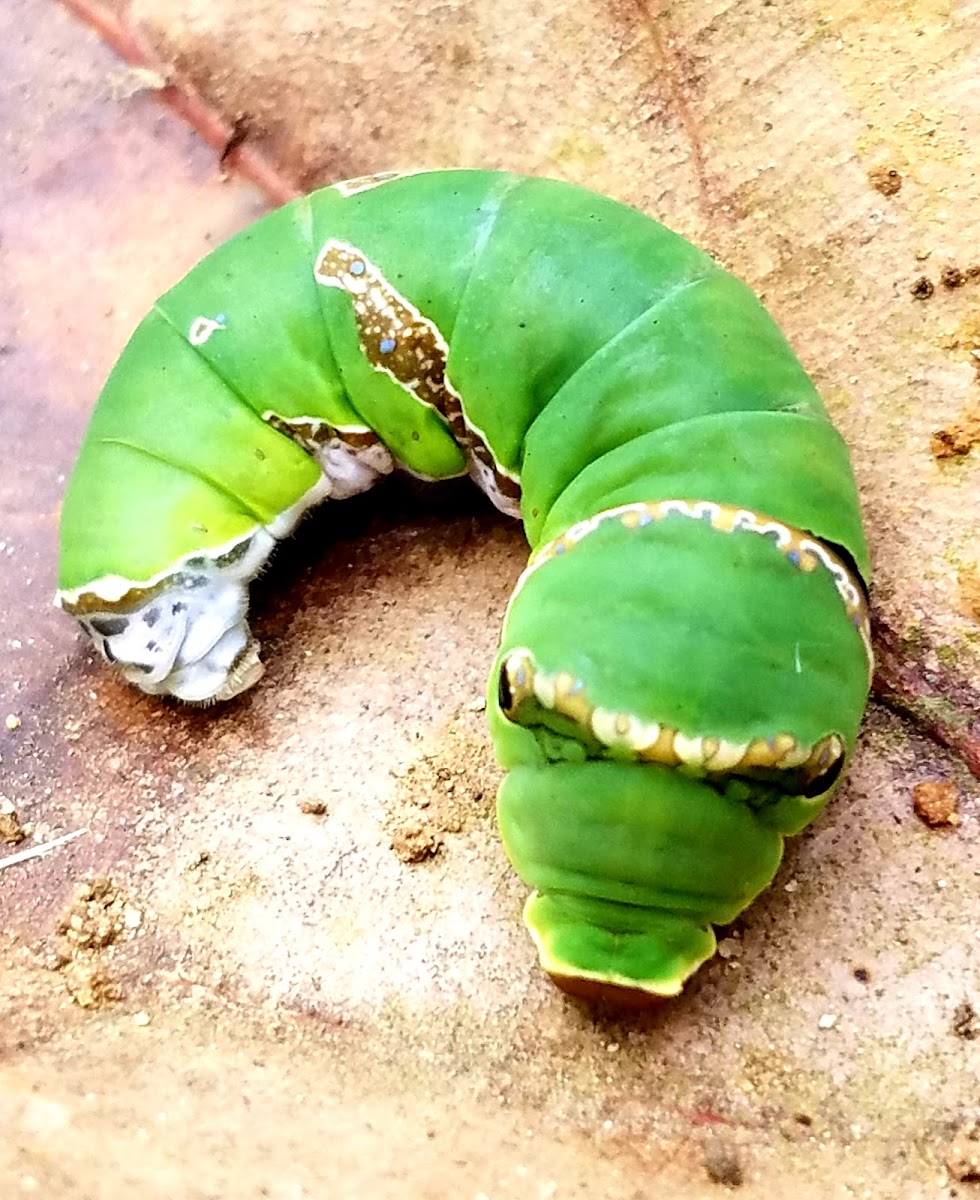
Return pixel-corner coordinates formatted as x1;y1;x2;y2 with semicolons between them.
0;828;89;872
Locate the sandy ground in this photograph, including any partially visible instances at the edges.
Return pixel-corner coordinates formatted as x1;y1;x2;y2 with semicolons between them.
1;2;978;1197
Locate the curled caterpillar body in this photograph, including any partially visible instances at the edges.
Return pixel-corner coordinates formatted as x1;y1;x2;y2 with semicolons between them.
57;170;871;1001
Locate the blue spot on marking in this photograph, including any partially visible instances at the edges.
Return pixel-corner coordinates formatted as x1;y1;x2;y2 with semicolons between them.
555;544;566;554
216;313;227;324
379;337;396;354
350;260;366;276
788;550;801;567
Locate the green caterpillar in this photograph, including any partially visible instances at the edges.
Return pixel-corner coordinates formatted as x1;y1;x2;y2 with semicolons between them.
57;170;872;1004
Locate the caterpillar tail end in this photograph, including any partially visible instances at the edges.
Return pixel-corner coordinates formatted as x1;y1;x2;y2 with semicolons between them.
56;532;276;704
523;891;717;1008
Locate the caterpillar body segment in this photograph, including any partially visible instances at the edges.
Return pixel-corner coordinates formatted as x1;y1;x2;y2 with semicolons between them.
58;171;871;999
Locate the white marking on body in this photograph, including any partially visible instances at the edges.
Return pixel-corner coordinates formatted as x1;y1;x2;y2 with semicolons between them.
703;739;749;771
779;742;811;769
330;170;424;197
673;733;708;768
590;708;622;746
55;527;267;609
468;456;521;518
57;417;411;703
317;440;395;498
188;315;227;346
266;475;333;538
500;646;847;787
532;669;557;708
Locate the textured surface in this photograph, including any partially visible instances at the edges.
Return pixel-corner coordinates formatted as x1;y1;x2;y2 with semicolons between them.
2;1;979;1197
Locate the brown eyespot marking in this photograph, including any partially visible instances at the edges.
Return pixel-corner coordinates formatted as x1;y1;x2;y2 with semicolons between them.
498;648;846;798
314;239;520;507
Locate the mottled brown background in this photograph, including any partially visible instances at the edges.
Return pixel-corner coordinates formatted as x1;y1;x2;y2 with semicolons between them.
1;1;977;1197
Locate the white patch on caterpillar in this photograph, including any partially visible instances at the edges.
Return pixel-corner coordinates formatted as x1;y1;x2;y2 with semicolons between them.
58;470;335;702
57;445;406;703
188;314;227;346
316;439;395;499
74;530;275;703
468;455;521;518
266;474;333;537
262;411;396;504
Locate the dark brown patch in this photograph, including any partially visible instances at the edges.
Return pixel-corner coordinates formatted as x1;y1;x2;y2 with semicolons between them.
219;111;252;166
263;411;382;455
547;971;671;1009
910;275;934;300
952;1000;979;1040
941;265;967;290
315;241;521;503
0;799;26;845
931;407;980;460
316;242;462;421
702;1138;744;1188
867;165;902;196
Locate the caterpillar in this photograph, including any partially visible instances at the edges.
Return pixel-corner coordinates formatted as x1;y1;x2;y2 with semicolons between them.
57;170;872;1005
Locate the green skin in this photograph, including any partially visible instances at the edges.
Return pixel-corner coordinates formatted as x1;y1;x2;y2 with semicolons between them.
58;170;871;998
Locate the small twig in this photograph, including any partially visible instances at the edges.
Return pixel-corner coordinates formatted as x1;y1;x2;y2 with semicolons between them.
0;828;89;872
872;619;980;779
58;0;301;207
